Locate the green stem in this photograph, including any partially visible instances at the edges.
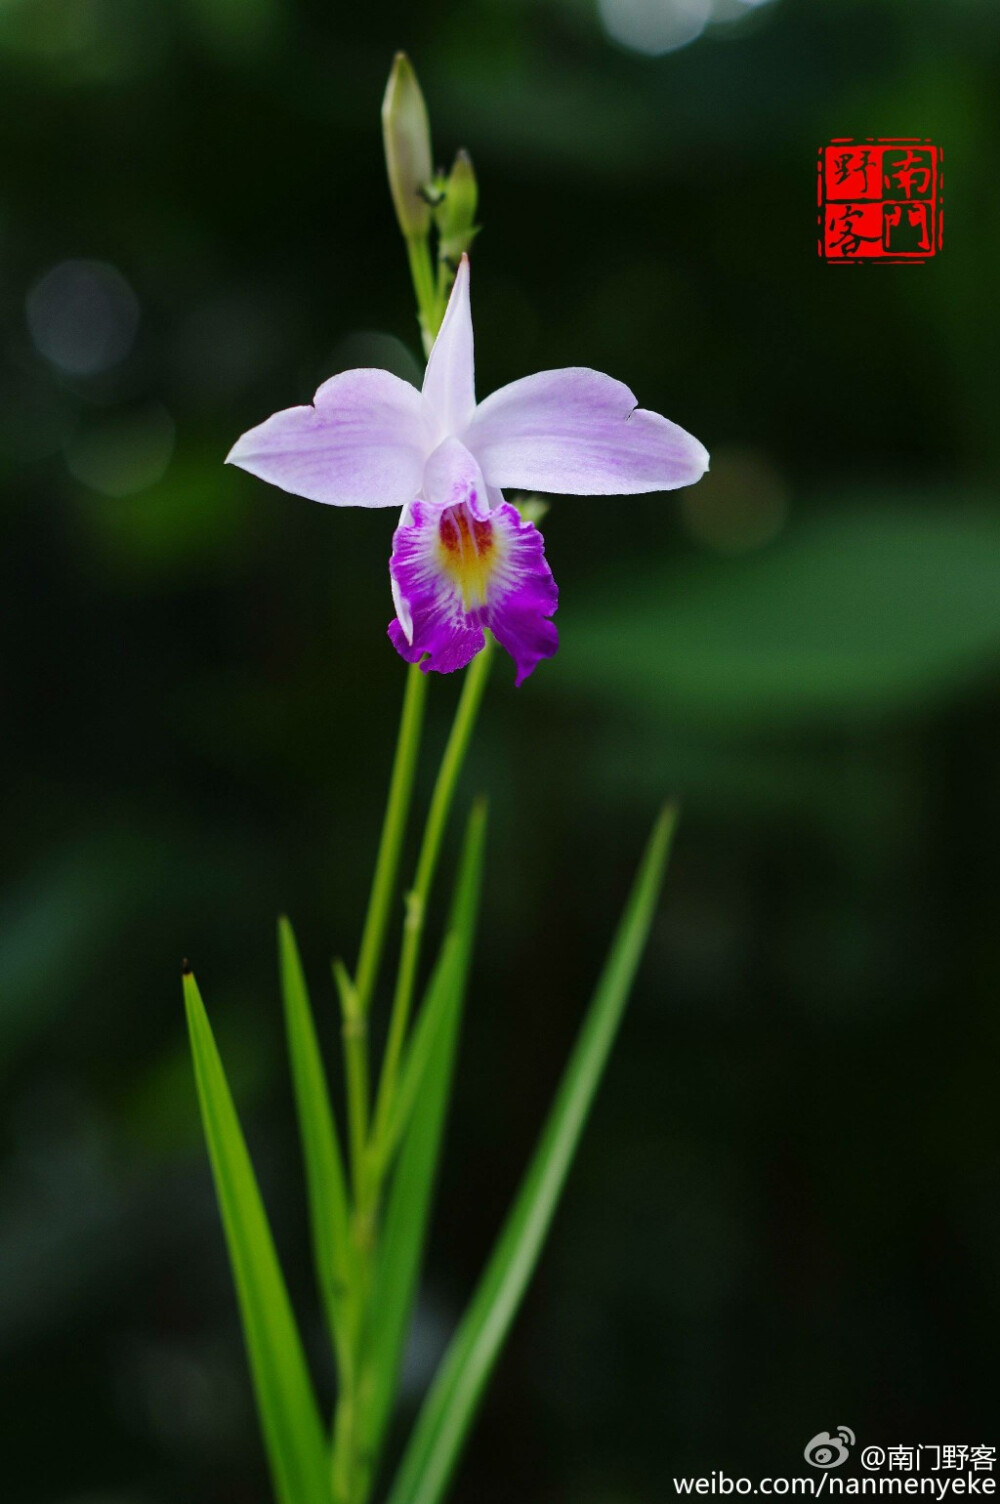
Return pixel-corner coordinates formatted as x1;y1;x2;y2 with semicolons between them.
331;1386;356;1504
335;677;428;1504
433;253;458;334
332;212;457;1504
343;1021;370;1200
405;235;438;353
351;217;448;1022
354;663;429;1017
370;637;494;1162
339;645;493;1503
330;1193;375;1504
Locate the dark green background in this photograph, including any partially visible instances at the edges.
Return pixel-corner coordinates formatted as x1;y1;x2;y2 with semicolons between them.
3;0;999;1499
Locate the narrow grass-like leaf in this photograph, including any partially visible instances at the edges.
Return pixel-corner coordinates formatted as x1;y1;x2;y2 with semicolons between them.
278;916;353;1365
332;957;361;1019
362;799;488;1476
184;971;332;1504
386;805;678;1504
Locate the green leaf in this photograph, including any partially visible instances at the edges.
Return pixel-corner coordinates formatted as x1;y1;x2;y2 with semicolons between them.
386;804;678;1504
184;970;332;1504
362;799;488;1477
278;916;353;1366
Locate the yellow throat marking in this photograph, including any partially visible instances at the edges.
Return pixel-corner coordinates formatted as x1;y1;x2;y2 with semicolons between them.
437;507;499;610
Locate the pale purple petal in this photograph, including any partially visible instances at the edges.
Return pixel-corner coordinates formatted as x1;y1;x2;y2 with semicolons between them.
421;255;475;442
422;436;491;518
388;499;558;685
464;367;709;495
226;368;429;508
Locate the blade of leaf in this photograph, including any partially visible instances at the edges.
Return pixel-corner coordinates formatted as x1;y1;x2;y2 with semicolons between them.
278;916;353;1367
362;798;488;1476
386;804;678;1504
184;970;332;1504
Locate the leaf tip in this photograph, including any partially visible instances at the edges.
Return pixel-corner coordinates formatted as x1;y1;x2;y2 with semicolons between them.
645;802;679;879
332;958;362;1022
465;795;490;855
181;968;205;1031
657;800;680;842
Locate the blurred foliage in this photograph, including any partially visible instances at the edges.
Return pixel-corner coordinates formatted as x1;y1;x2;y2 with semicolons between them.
2;0;999;1501
561;500;1000;727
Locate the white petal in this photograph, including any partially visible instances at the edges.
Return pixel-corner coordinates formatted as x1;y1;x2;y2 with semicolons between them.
421;255;476;442
464;367;709;495
227;367;429;508
422;436;491;518
391;501;416;642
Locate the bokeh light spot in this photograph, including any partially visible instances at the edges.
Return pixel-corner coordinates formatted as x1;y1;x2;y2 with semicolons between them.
680;445;789;553
709;0;778;24
598;0;713;56
325;330;423;390
26;259;139;377
66;404;175;497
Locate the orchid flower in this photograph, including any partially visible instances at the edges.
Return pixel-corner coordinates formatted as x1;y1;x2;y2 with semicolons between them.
227;255;708;684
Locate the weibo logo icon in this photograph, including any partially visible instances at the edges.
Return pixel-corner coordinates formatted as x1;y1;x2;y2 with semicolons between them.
804;1427;856;1469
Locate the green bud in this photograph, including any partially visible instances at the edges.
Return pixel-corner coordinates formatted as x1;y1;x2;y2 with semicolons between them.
435;148;480;262
382;52;433;239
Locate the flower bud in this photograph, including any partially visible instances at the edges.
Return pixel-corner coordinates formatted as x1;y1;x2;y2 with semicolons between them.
435;149;480;262
382;52;434;239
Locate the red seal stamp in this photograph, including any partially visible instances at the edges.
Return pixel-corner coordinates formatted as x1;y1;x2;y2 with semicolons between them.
817;138;943;263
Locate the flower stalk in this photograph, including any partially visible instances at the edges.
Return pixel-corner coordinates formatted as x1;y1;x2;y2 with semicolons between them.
353;663;429;1017
329;111;493;1502
369;636;493;1168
